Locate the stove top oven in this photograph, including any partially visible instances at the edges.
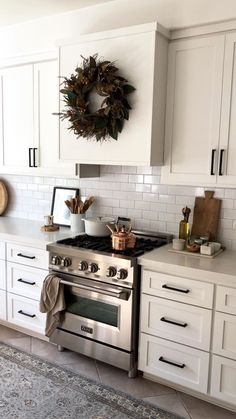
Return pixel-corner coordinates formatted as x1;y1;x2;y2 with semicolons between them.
47;231;172;378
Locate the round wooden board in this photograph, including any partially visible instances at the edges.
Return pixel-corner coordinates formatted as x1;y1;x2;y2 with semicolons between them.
0;181;8;215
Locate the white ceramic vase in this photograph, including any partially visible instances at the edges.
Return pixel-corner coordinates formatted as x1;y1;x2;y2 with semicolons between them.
70;214;85;233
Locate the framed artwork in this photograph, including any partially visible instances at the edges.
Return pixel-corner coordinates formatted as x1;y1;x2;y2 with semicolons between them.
51;186;80;227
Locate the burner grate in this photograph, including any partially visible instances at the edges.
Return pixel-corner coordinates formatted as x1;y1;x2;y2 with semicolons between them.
57;234;167;257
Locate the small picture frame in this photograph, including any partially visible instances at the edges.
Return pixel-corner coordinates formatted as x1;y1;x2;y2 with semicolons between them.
51;186;80;227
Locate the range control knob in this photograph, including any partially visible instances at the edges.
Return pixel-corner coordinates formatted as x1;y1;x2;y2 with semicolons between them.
106;266;117;278
61;257;72;267
88;263;99;273
51;255;62;266
78;261;88;271
117;268;128;280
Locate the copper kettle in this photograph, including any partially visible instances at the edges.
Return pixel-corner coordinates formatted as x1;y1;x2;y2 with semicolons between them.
106;224;136;251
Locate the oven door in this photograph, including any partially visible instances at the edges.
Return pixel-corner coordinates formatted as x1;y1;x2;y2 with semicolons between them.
55;272;133;351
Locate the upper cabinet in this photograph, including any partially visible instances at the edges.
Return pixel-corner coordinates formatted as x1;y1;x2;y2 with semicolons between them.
161;35;225;186
58;23;169;166
0;51;74;176
161;27;236;187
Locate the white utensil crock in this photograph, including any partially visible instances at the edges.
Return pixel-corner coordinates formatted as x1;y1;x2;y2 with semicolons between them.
70;214;85;233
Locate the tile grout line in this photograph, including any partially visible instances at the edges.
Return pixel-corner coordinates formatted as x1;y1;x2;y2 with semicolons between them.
177;392;194;419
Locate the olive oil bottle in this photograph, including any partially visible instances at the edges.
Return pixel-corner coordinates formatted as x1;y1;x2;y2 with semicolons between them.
179;206;191;242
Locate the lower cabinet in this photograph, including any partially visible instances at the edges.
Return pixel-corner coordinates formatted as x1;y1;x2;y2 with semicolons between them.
211;355;236;405
0;289;7;320
139;269;236;411
7;293;46;334
7;262;46;301
139;333;209;393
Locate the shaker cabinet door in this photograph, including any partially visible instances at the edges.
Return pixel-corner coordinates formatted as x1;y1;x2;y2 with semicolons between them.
0;64;33;170
33;60;73;176
218;32;236;186
161;35;225;185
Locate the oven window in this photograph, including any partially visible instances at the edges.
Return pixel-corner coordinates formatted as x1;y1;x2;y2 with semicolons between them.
66;294;118;327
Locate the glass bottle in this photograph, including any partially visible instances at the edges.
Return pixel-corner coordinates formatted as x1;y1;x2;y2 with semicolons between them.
179;206;191;242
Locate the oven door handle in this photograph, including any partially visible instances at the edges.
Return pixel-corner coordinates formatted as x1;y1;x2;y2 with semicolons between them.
59;279;130;300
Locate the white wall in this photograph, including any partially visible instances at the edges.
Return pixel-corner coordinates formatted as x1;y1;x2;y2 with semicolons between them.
2;0;236;59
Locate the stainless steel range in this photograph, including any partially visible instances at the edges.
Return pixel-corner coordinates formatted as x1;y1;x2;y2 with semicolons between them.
47;231;172;378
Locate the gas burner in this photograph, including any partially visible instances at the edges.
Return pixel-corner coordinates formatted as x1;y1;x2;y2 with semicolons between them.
56;233;168;258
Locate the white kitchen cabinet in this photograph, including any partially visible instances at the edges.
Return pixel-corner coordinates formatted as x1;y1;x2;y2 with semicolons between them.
7;293;46;334
218;32;236;185
141;294;212;350
0;289;7;321
6;242;48;270
215;285;236;315
0;52;74;176
139;333;209;393
161;35;225;185
211;355;236;405
5;240;48;336
213;312;236;360
142;269;214;308
0;64;34;171
59;23;168;166
7;262;46;301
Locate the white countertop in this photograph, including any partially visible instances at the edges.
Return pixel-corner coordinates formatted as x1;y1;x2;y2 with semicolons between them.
0;217;73;249
138;244;236;287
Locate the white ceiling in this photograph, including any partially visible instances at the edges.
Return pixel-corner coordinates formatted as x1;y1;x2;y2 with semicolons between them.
0;0;114;27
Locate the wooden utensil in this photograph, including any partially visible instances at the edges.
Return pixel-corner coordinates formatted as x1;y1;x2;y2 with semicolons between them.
191;191;221;241
0;181;8;215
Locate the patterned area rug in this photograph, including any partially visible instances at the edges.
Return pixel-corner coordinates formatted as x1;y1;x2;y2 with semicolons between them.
0;342;184;419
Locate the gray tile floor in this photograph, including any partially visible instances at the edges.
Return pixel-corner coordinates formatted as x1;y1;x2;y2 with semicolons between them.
0;325;235;419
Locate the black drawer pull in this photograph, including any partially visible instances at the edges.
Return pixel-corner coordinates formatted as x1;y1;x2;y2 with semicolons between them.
17;253;36;260
219;149;224;176
18;310;36;318
159;356;185;369
17;278;36;286
162;284;190;294
211;149;216;175
160;317;188;328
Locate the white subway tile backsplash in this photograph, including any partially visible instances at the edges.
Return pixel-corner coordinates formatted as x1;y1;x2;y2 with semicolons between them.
2;166;236;249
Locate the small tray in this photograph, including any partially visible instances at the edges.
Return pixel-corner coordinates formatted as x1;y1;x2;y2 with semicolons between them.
41;224;59;232
168;248;224;259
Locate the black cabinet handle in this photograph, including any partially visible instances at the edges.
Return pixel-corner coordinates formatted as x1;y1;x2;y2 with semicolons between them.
159;356;185;369
17;253;36;260
160;317;188;328
162;284;190;294
29;148;33;167
33;148;38;167
18;310;36;318
17;278;36;286
219;149;224;176
211;149;216;175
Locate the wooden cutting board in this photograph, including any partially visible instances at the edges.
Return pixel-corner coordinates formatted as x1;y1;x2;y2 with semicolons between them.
191;191;221;241
0;181;8;215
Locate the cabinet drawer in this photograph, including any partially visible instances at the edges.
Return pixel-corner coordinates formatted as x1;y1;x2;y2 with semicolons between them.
7;262;47;301
7;293;46;334
213;312;236;360
0;259;6;290
142;270;213;308
7;243;48;269
139;333;209;393
0;241;5;260
216;286;236;315
141;294;212;350
0;289;7;320
211;355;236;405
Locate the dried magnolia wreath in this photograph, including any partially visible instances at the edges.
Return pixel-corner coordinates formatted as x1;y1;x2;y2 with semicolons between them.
59;54;135;142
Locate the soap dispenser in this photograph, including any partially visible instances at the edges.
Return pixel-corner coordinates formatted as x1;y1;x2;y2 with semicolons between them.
179;206;191;242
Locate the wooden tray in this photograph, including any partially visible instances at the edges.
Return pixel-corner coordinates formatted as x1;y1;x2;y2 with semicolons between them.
168;248;224;259
0;181;8;215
